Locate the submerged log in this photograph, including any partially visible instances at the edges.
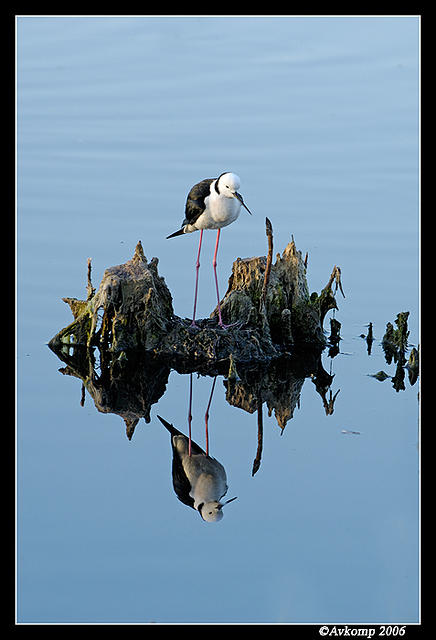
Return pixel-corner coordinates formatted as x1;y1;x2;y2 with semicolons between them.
49;220;344;370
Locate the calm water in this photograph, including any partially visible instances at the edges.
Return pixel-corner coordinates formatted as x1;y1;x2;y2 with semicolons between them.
17;16;420;624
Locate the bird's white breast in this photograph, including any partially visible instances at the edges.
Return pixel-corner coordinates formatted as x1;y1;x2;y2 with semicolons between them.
195;190;241;230
182;455;227;506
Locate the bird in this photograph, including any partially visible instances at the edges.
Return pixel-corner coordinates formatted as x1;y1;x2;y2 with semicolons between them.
157;415;237;522
166;171;252;328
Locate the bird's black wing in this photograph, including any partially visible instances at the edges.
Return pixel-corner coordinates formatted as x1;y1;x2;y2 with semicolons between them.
183;178;215;226
171;456;195;508
157;415;206;510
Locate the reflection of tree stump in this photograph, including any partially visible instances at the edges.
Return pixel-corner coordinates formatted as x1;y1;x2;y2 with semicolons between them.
57;348;171;440
49;220;343;370
51;341;328;443
224;355;311;432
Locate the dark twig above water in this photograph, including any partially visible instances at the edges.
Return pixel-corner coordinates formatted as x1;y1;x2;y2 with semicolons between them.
260;217;273;312
252;398;264;477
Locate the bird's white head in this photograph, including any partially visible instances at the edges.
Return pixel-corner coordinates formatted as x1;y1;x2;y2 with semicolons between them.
198;496;238;523
217;172;241;197
216;172;252;215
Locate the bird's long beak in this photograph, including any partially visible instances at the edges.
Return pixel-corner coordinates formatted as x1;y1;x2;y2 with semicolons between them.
219;496;238;509
234;192;252;215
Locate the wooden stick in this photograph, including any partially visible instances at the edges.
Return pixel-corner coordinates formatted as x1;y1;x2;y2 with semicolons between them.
252;397;263;476
261;217;273;309
86;258;95;301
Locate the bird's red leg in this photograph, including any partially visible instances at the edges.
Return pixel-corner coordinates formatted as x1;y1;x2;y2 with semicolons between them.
212;229;238;329
188;372;193;456
190;230;203;328
204;375;217;456
212;229;225;327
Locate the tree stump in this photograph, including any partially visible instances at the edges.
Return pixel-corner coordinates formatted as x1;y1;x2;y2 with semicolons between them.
49;220;343;370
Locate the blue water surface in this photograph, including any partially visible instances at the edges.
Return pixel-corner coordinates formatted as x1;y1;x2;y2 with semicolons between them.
17;15;419;624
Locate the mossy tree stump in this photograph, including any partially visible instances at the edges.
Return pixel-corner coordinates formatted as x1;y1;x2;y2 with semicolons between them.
49;220;343;371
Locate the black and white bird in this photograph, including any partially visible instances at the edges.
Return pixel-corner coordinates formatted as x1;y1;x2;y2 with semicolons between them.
166;172;252;328
157;415;237;522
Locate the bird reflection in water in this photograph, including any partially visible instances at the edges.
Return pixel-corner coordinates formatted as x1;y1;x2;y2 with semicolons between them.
157;374;237;522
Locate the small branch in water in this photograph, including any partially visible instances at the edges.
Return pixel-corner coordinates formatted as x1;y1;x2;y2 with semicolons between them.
316;265;346;327
324;388;340;415
382;312;410;366
366;322;374;355
325;265;345;299
328;317;341;358
406;347;419;386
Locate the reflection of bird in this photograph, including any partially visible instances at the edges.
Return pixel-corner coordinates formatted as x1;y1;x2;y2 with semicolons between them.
157;415;237;522
166;172;252;328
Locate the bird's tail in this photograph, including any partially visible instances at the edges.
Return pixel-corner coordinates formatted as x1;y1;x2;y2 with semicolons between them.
157;415;183;436
157;415;207;456
166;228;185;239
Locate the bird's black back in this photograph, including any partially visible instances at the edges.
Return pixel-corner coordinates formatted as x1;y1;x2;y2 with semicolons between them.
183;178;215;226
